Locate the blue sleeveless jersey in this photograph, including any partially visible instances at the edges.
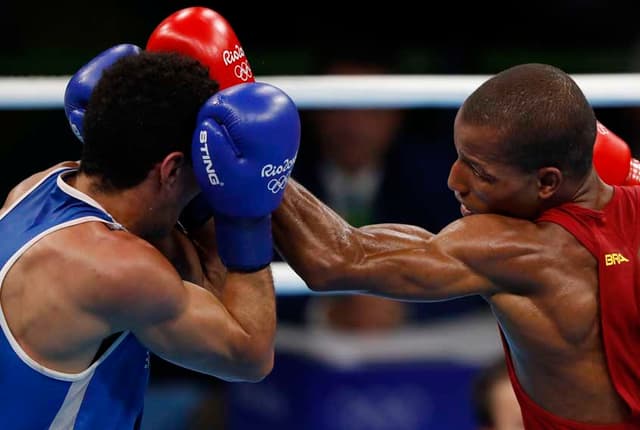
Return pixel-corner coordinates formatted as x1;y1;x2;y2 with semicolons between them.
0;167;150;429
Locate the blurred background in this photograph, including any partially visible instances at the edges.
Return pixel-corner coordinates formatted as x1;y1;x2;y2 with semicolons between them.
2;1;640;428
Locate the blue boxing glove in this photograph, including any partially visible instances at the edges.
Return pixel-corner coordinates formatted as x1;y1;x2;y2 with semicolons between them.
192;82;300;271
64;44;141;143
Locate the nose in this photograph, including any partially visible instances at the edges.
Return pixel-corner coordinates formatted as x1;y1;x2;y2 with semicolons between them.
447;158;468;194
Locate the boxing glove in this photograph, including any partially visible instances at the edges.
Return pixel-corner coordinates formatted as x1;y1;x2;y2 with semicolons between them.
146;7;254;90
149;7;256;230
593;121;640;185
64;44;141;143
192;82;300;271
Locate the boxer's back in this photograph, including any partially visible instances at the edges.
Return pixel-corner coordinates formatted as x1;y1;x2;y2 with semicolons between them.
494;185;640;428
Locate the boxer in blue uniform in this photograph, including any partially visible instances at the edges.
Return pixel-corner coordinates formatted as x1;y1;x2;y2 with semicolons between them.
0;48;299;428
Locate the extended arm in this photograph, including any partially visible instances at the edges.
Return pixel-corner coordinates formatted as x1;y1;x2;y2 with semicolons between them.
273;179;537;301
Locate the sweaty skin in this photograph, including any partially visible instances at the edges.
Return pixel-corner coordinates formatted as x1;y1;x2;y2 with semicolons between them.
0;161;275;382
272;116;629;423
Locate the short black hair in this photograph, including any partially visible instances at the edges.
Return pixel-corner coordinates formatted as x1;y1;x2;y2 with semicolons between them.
459;63;596;182
81;51;219;190
470;357;510;426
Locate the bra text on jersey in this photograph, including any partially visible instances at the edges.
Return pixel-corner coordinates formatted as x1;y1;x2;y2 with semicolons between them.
604;252;630;266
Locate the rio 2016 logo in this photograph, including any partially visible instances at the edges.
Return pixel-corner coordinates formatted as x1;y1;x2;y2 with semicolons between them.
261;157;296;178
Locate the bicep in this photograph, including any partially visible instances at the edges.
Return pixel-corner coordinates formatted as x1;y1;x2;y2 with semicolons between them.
133;281;249;377
96;239;260;380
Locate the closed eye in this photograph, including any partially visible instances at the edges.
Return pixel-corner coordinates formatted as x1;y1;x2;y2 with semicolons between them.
467;160;496;183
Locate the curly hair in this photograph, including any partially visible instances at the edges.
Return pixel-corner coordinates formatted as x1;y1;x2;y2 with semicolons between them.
81;51;219;191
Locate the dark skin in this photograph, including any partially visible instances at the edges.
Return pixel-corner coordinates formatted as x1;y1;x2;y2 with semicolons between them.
0;155;276;382
273;113;629;422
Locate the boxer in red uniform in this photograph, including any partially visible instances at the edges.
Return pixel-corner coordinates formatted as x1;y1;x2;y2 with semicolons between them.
272;63;640;428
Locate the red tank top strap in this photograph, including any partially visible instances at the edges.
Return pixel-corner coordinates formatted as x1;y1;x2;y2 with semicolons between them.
536;201;604;256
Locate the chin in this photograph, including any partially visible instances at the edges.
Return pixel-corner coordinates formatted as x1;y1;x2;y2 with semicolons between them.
460;203;475;217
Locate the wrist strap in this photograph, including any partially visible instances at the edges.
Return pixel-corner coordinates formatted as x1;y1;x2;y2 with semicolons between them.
215;214;273;272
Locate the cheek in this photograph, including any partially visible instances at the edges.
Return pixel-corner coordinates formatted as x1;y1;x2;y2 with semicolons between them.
469;182;504;208
466;187;512;215
476;178;531;208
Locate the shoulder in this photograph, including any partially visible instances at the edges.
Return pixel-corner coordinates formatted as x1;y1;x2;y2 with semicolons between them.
2;161;79;208
441;213;571;254
439;213;542;247
437;214;568;291
57;223;186;329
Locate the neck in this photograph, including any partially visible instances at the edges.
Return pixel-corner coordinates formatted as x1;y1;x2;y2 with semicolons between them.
67;172;180;240
553;169;613;211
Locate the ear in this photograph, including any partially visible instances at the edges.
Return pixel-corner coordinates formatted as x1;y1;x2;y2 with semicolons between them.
537;167;563;200
159;151;185;187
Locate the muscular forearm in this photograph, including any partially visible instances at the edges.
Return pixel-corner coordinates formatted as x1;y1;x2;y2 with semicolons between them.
177;220;275;345
272;179;366;290
187;224;275;376
155;224;227;296
219;268;276;379
273;179;442;297
183;221;228;296
140;273;275;382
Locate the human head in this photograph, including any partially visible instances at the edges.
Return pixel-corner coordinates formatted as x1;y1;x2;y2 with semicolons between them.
471;358;523;430
310;51;405;174
81;51;219;191
448;63;596;219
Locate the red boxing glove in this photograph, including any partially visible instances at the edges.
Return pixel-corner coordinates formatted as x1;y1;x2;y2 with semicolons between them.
593;121;640;186
146;7;254;89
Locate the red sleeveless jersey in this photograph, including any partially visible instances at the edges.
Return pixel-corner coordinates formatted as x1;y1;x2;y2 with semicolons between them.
501;185;640;429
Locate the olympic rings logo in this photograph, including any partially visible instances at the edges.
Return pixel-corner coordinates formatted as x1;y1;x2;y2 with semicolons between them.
234;61;253;82
267;176;288;194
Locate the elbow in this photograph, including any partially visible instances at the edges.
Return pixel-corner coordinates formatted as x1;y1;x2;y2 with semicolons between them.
227;330;275;382
304;257;355;292
229;346;274;383
246;341;275;381
243;351;274;382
